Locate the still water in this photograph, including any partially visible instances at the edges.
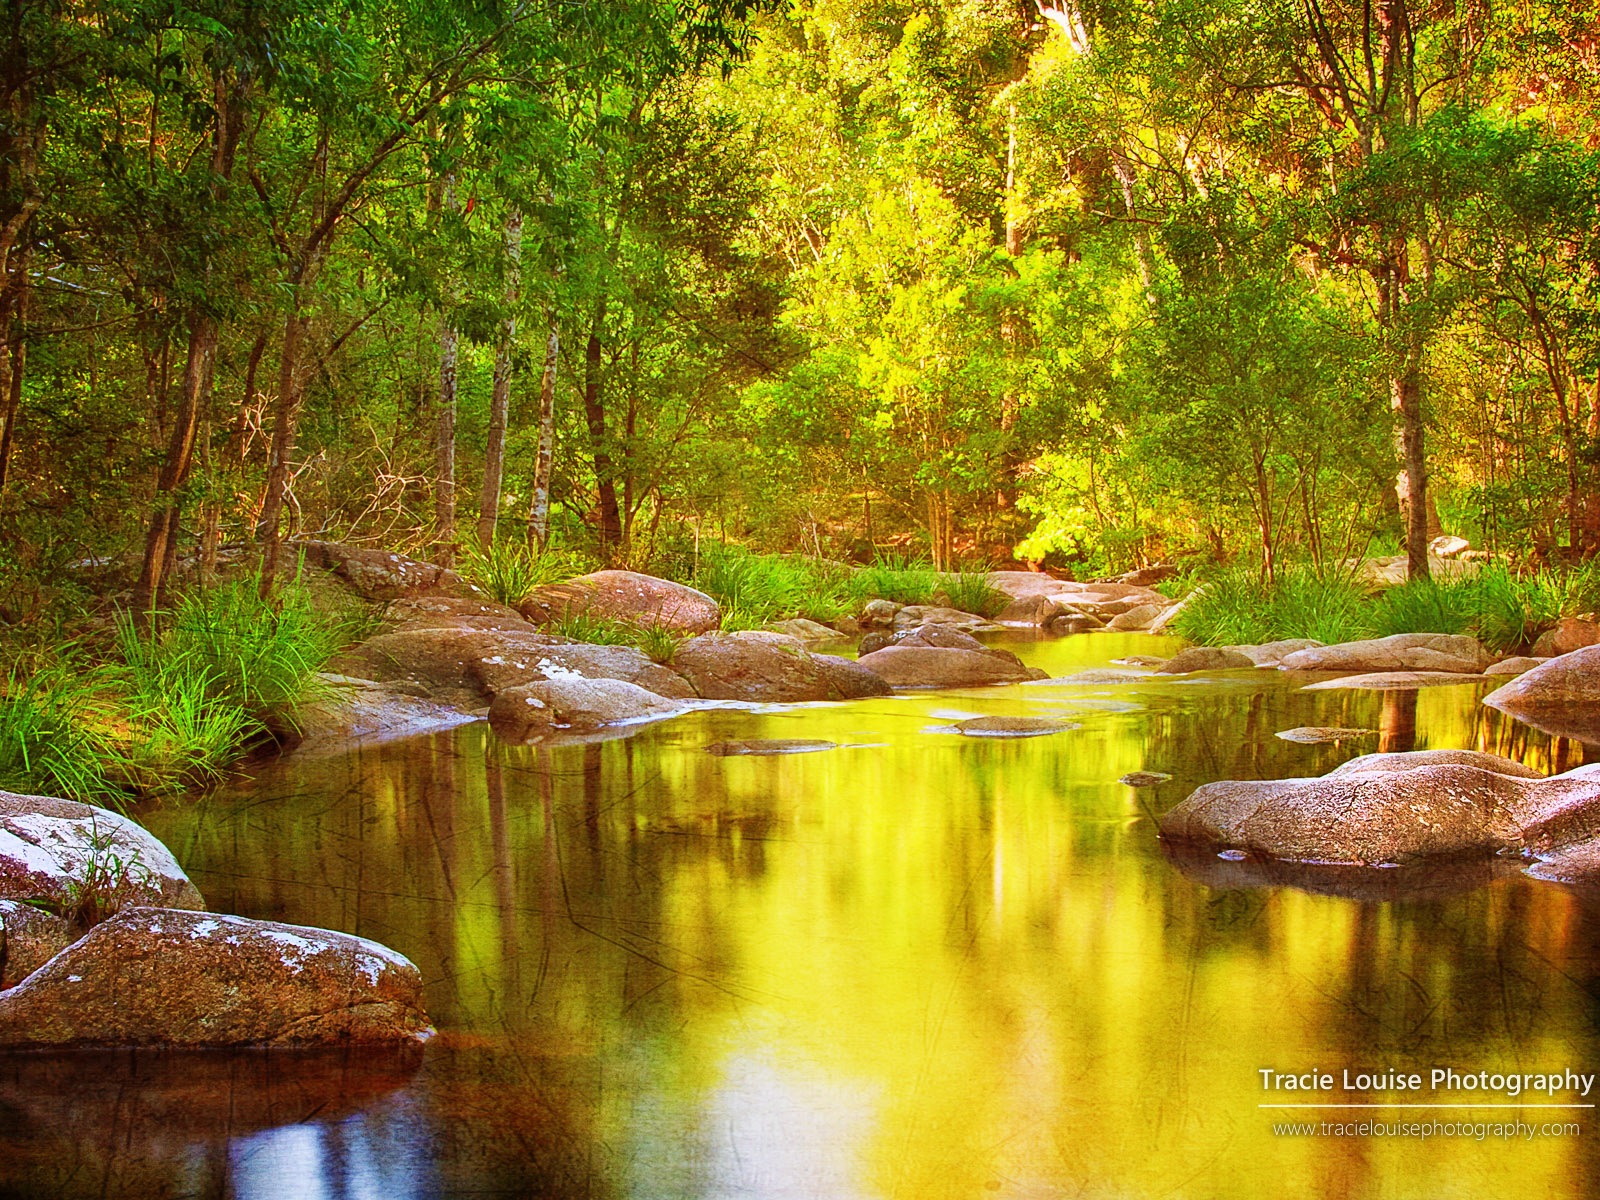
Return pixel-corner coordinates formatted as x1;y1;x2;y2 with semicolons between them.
5;632;1600;1199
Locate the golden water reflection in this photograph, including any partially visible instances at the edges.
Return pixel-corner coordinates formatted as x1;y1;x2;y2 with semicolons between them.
6;634;1600;1199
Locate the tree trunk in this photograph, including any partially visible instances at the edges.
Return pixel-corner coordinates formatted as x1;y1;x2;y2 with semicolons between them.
1392;347;1429;580
434;312;458;565
258;306;310;594
477;209;522;549
0;270;26;498
528;313;560;551
581;299;623;562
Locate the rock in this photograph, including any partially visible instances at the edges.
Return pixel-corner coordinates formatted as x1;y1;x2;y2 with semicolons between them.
526;570;720;634
1235;639;1323;667
951;716;1078;737
1113;656;1171;668
858;630;895;655
892;605;1002;634
985;570;1076;601
1121;771;1172;787
1157;646;1256;673
0;900;73;989
1300;671;1488;691
765;618;844;642
292;540;476;602
1483;645;1600;742
1532;618;1600;658
860;599;902;627
1429;535;1471;558
1145;596;1188;635
995;594;1064;626
289;683;479;757
0;793;203;913
1274;727;1375;744
1119;564;1178;587
1157;750;1593;865
1346;554;1480;589
1485;656;1549;677
385;594;537;634
1031;668;1150;684
674;632;892;702
1106;603;1167;631
0;908;430;1047
1527;837;1600;884
1047;613;1105;635
705;739;837;756
488;678;685;742
855;645;1035;688
1279;633;1491;674
480;644;696;700
891;624;1031;672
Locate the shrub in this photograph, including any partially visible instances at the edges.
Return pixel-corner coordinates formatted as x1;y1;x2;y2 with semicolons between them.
0;662;120;805
1370;577;1479;638
459;541;585;607
635;625;685;664
936;570;1010;618
1173;563;1373;646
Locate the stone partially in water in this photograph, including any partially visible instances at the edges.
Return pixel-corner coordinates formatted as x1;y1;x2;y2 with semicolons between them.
0;908;431;1048
1121;771;1172;787
1274;727;1375;745
952;716;1079;738
1280;633;1490;674
1300;671;1486;691
705;739;838;756
1157;647;1255;673
488;677;686;742
0;899;73;989
1483;645;1600;743
676;633;891;702
855;645;1035;688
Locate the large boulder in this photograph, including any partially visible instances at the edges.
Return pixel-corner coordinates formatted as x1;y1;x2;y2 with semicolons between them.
1484;645;1600;742
1106;604;1167;631
0;908;431;1047
488;678;685;742
674;632;891;702
1279;633;1490;674
855;645;1037;688
289;679;478;757
1532;618;1600;658
385;593;539;634
1157;646;1256;673
0;793;203;912
1234;639;1323;667
293;540;476;602
478;643;696;700
1157;750;1599;865
1300;671;1488;691
0;899;73;989
526;570;720;634
995;594;1063;626
892;605;1002;634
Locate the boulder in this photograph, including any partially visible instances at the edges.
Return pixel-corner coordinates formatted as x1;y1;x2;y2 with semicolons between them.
1429;535;1471;559
292;540;475;602
488;678;685;742
1300;671;1488;691
289;682;479;757
995;594;1063;626
1527;837;1600;884
480;643;696;700
1157;750;1594;865
892;605;1002;633
1047;613;1105;635
1119;564;1178;587
0;793;203;913
1483;645;1600;742
0;900;74;989
985;571;1075;601
1235;638;1323;667
951;716;1078;737
1279;633;1491;674
765;618;844;642
705;739;837;756
1106;604;1167;631
0;908;431;1047
674;632;892;702
385;594;538;634
1532;618;1600;658
1157;646;1256;673
855;645;1035;688
1485;656;1549;677
1145;595;1189;635
526;570;720;634
892;624;1031;671
859;599;902;628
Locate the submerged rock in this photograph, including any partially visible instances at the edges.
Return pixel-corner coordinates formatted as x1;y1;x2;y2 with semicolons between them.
705;739;837;756
855;645;1037;688
675;633;891;702
1484;645;1600;743
290;681;478;757
526;570;721;633
1121;771;1172;787
1030;668;1150;685
1300;671;1488;691
488;678;685;742
1157;646;1255;674
0;908;431;1048
0;900;73;989
0;793;204;913
951;716;1078;737
1279;633;1490;674
1274;727;1375;745
1158;750;1593;865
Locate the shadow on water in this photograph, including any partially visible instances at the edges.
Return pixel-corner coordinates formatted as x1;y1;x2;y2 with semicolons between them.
7;632;1600;1198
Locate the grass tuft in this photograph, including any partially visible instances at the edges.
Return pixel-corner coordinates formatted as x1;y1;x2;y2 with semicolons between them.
935;571;1010;618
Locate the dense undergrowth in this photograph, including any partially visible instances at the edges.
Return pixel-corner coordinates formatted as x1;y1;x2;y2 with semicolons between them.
0;575;359;806
1172;561;1600;654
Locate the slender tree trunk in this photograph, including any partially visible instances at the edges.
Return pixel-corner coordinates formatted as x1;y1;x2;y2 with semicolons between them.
0;270;26;498
435;312;458;564
1392;345;1429;580
477;209;522;549
580;299;623;562
258;306;310;594
528;313;560;552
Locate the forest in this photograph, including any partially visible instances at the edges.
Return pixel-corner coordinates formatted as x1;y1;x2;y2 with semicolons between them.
0;0;1597;614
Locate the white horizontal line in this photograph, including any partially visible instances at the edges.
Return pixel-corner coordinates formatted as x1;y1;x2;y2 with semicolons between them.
1259;1104;1594;1109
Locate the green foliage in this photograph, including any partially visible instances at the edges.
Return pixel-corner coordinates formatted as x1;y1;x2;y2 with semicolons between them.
1370;578;1480;638
1173;564;1375;646
60;823;153;930
549;613;640;646
635;625;686;665
0;662;119;805
935;571;1009;618
848;555;939;607
459;542;588;608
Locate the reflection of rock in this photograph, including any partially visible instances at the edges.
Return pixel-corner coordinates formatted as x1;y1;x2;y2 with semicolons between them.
1159;750;1593;865
1031;669;1150;685
705;739;837;756
488;678;685;742
1280;633;1490;673
0;1045;423;1199
950;716;1078;737
0;899;73;989
1121;771;1172;787
1161;840;1521;902
0;908;431;1047
675;633;891;702
1484;646;1600;743
1275;727;1375;744
1301;671;1487;691
1158;646;1255;673
0;793;204;912
855;645;1037;688
526;569;721;633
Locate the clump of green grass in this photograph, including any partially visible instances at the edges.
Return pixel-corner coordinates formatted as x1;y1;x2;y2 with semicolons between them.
1173;563;1374;646
548;613;639;645
635;625;685;664
0;661;120;805
935;570;1009;618
459;541;588;607
846;553;939;607
1370;577;1480;639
